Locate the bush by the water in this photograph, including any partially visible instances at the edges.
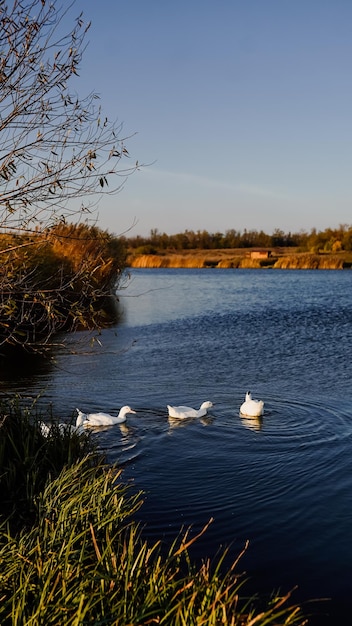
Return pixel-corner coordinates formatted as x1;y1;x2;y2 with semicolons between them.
0;403;308;625
0;223;127;352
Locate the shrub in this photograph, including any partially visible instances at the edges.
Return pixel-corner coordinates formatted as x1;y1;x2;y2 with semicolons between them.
0;223;127;352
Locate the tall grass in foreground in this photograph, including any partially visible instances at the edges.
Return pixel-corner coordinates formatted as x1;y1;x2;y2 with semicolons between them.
0;403;308;625
0;398;96;532
0;460;308;626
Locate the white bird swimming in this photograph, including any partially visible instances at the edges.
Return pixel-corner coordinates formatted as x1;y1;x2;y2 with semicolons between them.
239;391;264;417
76;405;136;428
39;421;81;437
167;401;213;420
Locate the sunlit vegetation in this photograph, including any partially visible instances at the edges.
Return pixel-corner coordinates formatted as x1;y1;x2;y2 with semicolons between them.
0;401;308;625
125;225;352;270
0;1;134;354
128;249;351;270
124;224;352;252
0;397;96;533
274;253;345;270
0;223;127;352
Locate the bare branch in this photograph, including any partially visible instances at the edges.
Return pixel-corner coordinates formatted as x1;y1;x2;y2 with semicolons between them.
0;0;138;230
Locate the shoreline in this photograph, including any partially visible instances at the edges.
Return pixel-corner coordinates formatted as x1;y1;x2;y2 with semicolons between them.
127;249;351;270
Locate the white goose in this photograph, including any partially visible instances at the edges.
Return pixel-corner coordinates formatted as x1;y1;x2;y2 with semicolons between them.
240;391;264;417
76;405;136;428
167;400;213;420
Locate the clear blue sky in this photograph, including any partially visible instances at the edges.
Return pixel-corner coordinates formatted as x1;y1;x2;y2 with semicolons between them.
72;0;352;237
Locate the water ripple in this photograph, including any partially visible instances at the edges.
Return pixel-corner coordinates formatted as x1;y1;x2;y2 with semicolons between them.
4;268;352;624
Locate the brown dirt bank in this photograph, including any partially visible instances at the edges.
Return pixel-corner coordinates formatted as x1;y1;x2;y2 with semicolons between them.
127;249;352;270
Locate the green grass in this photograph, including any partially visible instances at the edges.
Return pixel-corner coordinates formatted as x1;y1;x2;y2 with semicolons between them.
0;402;308;625
0;397;96;532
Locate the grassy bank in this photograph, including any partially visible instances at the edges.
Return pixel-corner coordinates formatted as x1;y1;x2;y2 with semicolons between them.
0;401;308;625
127;248;352;270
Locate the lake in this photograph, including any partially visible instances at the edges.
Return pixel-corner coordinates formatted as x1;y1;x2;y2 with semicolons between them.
2;267;352;624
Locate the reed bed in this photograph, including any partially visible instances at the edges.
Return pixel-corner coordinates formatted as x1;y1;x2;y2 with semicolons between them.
274;253;345;270
128;249;351;270
128;253;257;269
0;402;308;625
0;223;127;351
129;254;212;268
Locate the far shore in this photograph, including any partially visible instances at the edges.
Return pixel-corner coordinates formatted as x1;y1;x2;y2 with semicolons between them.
127;248;352;270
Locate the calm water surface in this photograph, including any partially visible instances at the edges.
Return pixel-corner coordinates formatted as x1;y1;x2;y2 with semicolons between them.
2;268;352;624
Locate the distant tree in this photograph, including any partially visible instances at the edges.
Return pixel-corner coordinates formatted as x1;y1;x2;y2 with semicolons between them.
173;232;190;250
183;229;198;249
149;228;159;242
341;225;352;251
125;224;352;254
210;231;224;249
238;229;258;248
223;229;241;248
307;229;328;252
270;229;287;247
0;0;137;352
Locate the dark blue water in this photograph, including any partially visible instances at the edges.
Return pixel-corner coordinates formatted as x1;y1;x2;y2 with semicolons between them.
2;268;352;624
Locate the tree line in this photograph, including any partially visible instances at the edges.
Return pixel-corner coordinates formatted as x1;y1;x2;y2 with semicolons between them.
124;224;352;253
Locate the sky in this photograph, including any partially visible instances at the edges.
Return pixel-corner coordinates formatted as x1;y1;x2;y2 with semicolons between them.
70;0;352;238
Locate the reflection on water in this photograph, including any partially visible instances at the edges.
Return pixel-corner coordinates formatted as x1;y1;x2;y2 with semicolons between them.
0;347;54;396
240;414;263;431
167;414;215;430
167;415;194;429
